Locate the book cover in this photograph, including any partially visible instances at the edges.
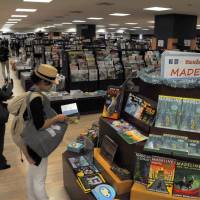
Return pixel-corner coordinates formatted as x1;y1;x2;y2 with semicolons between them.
99;68;107;80
147;156;176;195
188;140;200;159
102;86;124;120
180;98;200;133
68;156;90;170
134;153;151;185
173;161;200;198
89;69;98;81
144;134;163;153
155;95;182;130
160;134;188;156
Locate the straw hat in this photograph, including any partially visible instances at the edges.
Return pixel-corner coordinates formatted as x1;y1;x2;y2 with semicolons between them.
34;64;58;84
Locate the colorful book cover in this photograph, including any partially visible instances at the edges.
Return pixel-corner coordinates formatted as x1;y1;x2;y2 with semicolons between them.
188;140;200;159
134;153;151;185
160;134;188;156
173;161;200;198
147;156;176;195
155;95;182;130
144;134;163;153
180;98;200;133
124;93;156;126
68;156;90;170
102;86;124;120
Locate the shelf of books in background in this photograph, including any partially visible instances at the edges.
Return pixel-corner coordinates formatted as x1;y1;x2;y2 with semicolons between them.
144;51;161;69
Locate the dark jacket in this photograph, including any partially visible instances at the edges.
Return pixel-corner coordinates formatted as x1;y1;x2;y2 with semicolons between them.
0;46;9;62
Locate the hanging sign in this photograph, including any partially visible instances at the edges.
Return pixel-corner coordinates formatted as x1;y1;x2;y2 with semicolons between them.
161;51;200;79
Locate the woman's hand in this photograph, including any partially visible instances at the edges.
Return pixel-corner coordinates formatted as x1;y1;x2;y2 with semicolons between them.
54;114;66;122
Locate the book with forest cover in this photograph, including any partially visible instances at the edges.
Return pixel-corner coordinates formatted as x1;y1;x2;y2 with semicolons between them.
173;161;200;198
180;98;200;133
155;95;182;130
134;153;151;185
188;140;200;159
102;86;124;120
147;156;176;195
144;134;163;153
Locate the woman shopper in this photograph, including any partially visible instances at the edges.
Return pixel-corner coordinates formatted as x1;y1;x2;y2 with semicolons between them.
0;41;10;82
23;64;67;200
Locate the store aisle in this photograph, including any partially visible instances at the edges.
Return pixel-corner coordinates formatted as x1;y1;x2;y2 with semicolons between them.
0;67;100;200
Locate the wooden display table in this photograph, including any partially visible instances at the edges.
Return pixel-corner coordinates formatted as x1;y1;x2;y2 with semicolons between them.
94;148;133;195
130;183;200;200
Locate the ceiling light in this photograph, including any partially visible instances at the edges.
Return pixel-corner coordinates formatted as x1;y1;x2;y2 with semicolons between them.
54;24;63;26
46;25;55;28
96;25;105;27
72;20;86;23
120;27;128;30
23;0;53;2
8;18;22;21
197;25;200;27
87;17;104;20
62;22;73;25
6;21;18;24
144;7;172;11
116;29;124;33
148;20;155;23
108;27;116;30
97;29;106;33
16;8;37;12
129;29;136;31
133;27;141;29
66;28;77;33
109;13;130;16
125;23;138;25
11;15;28;18
109;24;120;26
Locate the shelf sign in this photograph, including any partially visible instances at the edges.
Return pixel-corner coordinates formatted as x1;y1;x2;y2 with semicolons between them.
161;51;200;79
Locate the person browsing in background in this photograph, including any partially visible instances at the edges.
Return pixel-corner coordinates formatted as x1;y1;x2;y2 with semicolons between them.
0;41;10;82
22;64;68;200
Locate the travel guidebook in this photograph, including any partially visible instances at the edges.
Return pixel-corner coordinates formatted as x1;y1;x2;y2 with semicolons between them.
147;156;176;195
173;161;200;198
124;93;156;126
102;86;124;120
134;153;151;185
155;95;182;130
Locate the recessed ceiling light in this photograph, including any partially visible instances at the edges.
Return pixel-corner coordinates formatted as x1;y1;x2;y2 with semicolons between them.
66;28;77;33
120;27;128;30
11;15;28;18
46;25;55;28
96;25;105;27
72;20;86;23
62;22;73;25
144;7;172;11
125;22;138;25
148;20;155;23
23;0;53;2
108;27;116;30
142;28;149;31
197;25;200;27
116;29;124;33
109;13;130;16
87;17;104;20
8;18;22;21
16;8;37;12
109;24;120;26
133;27;141;29
129;29;136;31
97;28;106;33
6;21;18;24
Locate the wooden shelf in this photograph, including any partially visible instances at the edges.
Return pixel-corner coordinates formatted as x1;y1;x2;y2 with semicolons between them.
131;183;200;200
94;148;133;195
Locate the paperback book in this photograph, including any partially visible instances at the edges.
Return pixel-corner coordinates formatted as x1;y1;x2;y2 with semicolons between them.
147;156;176;195
173;161;200;198
144;134;163;153
188;140;200;159
102;86;124;120
134;153;151;185
155;95;182;130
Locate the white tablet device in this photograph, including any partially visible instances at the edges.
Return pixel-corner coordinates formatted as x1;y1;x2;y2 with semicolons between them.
61;103;79;117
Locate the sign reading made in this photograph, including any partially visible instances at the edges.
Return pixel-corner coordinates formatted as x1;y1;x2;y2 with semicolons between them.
161;51;200;79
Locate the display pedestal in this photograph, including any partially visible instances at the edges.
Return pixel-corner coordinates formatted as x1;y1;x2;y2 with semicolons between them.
130;183;199;200
94;148;133;195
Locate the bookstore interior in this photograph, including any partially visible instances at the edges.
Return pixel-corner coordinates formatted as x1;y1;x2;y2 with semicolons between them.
2;1;200;200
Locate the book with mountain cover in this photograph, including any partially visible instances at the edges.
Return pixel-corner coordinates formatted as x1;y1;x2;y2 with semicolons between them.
173;161;200;198
147;156;176;195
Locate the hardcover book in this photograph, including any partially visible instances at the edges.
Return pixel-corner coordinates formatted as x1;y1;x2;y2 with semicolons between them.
147;156;176;195
144;134;163;153
155;95;182;130
173;161;200;198
102;86;124;120
134;153;151;185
